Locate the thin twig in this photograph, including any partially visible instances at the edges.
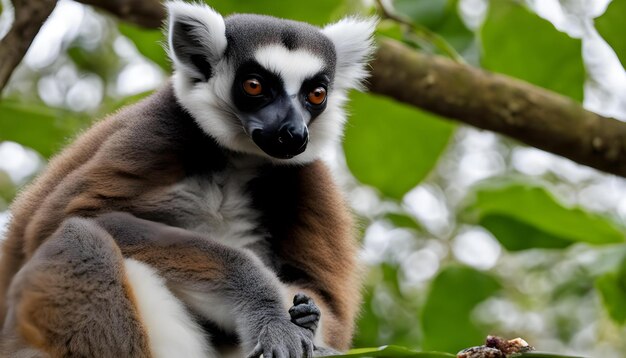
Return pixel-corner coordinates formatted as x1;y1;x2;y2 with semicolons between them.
374;0;464;63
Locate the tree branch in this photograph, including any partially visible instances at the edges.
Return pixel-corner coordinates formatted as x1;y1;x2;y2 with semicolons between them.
0;0;163;95
74;0;165;29
368;39;626;178
3;0;626;178
0;0;56;94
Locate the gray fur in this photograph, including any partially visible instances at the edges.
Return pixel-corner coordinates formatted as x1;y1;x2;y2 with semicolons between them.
224;14;337;76
93;212;316;357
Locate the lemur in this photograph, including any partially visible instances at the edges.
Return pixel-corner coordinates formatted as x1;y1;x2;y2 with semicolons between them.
0;1;376;357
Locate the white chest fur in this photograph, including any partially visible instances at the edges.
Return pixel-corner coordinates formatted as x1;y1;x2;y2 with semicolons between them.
163;163;264;249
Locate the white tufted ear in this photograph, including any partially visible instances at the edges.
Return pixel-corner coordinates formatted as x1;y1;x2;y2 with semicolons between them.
166;1;227;81
322;17;377;90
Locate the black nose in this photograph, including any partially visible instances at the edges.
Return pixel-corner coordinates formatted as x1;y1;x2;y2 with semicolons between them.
278;123;308;151
252;124;309;159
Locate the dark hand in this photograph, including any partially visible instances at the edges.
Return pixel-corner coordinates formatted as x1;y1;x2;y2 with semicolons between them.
289;293;320;334
246;318;314;358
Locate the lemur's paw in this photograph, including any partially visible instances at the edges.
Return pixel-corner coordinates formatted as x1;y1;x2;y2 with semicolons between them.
289;293;321;334
246;318;314;358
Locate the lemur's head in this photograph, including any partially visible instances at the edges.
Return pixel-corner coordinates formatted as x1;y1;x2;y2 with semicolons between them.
166;1;376;164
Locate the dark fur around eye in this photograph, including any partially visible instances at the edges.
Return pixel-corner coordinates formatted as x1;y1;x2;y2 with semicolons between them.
232;62;284;112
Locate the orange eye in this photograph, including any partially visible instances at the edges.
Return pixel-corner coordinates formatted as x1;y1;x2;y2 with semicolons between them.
307;87;327;105
243;78;263;96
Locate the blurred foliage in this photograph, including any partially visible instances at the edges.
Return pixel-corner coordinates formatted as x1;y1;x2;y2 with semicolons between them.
331;346;454;357
117;0;360;71
328;346;584;358
1;0;626;356
596;270;626;324
596;0;626;69
463;181;625;250
385;212;423;232
596;253;626;324
480;1;585;102
118;23;170;71
0;101;88;158
0;170;13;210
199;0;352;25
395;0;474;58
422;266;500;352
344;92;455;200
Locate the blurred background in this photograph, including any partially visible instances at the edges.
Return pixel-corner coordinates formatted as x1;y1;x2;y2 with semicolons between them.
1;0;625;356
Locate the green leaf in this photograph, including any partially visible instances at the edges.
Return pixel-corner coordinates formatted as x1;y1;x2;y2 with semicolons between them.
376;20;404;42
0;170;14;209
520;354;584;358
354;266;422;349
352;287;381;349
431;1;475;56
326;345;454;357
596;272;626;324
119;23;169;71
479;214;572;251
480;0;585;101
596;0;626;68
394;0;448;29
597;255;626;324
324;346;580;358
343;92;455;200
463;182;625;250
0;102;88;158
421;266;501;353
67;46;120;79
107;90;154;112
203;0;346;26
385;213;423;231
396;0;475;57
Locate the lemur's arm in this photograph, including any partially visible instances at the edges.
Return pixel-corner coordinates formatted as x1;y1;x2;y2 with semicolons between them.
253;161;362;351
93;212;315;358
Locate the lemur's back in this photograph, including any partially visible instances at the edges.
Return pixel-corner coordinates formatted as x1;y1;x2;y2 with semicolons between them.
0;85;202;321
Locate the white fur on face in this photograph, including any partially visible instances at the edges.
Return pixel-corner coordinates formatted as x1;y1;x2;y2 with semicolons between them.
173;54;348;165
254;45;325;94
168;1;247;156
173;61;246;153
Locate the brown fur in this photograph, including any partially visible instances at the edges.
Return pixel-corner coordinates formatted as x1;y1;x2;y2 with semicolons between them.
6;218;151;357
0;117;125;323
0;83;361;354
256;162;360;350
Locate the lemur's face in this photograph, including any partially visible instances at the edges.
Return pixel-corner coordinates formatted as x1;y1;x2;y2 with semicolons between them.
226;16;337;160
167;1;375;164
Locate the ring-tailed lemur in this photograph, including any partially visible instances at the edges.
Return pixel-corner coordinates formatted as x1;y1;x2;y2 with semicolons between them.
0;1;376;357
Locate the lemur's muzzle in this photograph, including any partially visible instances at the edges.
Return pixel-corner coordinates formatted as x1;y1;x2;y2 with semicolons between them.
246;97;309;159
251;121;309;159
